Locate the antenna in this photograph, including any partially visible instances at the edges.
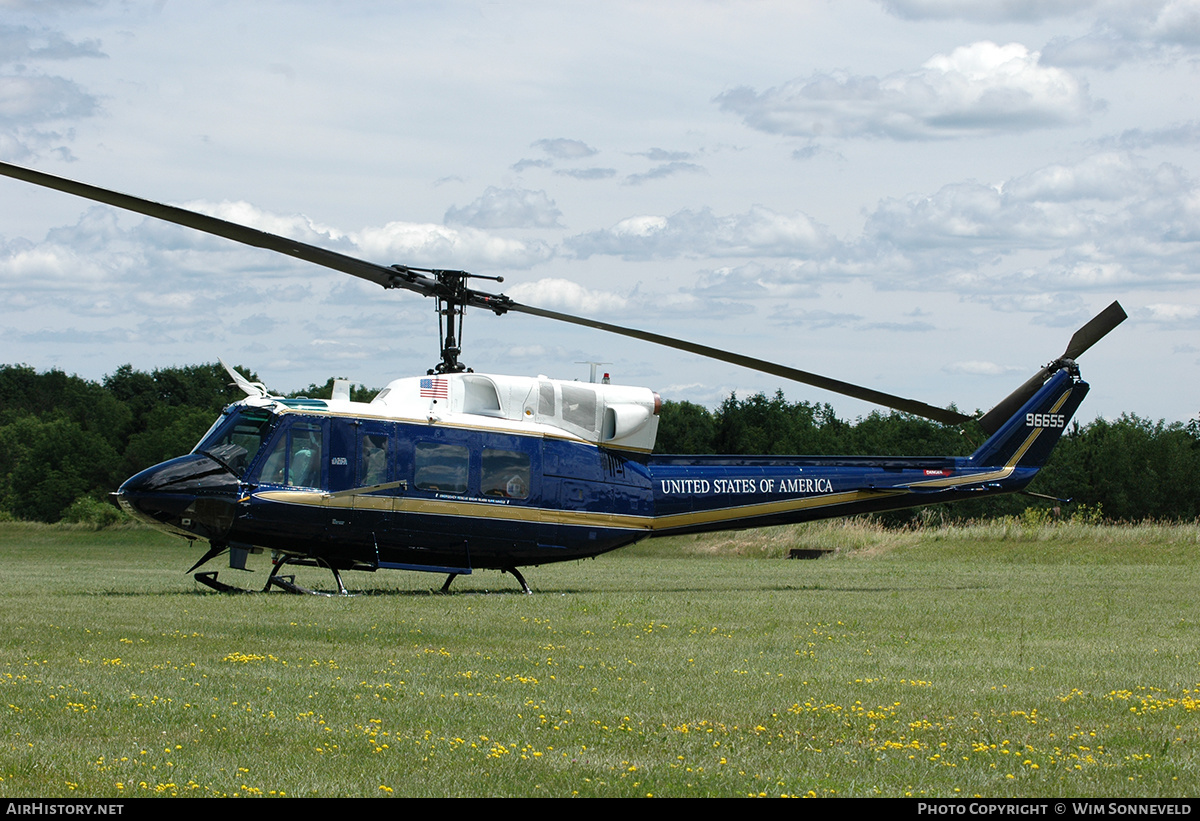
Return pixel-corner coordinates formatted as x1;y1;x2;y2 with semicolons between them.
576;361;612;384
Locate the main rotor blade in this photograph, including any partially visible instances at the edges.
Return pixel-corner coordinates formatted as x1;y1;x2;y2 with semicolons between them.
975;366;1054;436
506;302;972;426
0;160;971;425
0;160;410;292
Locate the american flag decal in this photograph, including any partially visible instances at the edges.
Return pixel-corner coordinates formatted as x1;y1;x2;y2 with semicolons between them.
420;377;448;398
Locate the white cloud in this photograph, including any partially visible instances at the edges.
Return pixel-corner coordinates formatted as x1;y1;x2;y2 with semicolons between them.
0;242;96;287
1043;0;1200;67
444;186;563;229
613;215;667;237
0;74;97;124
624;161;705;186
634;148;692;162
352;221;552;269
1142;302;1200;323
859;152;1200;290
532;138;598;160
0;24;105;61
1002;152;1155;202
766;307;862;329
943;360;1027;376
511;158;552;173
567;206;836;260
688;262;824;300
716;41;1096;140
867;181;1090;249
505;277;629;313
1100;120;1200;150
554;167;616;180
877;0;1098;23
0;23;104;159
182;200;349;246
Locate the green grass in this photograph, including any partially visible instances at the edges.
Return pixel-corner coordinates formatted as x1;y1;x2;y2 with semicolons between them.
0;519;1198;797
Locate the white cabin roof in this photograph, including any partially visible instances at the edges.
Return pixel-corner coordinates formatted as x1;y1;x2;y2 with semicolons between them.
360;373;661;452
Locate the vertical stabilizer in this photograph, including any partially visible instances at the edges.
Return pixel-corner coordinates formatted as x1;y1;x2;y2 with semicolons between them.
969;368;1088;469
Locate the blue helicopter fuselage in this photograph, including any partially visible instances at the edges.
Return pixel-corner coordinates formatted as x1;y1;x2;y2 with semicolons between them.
114;367;1088;582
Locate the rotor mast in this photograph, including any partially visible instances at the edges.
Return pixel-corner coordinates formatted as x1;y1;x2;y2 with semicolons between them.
434;270;468;374
390;267;505;374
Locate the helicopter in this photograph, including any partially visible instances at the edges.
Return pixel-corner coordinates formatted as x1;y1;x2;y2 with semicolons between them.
0;160;1126;594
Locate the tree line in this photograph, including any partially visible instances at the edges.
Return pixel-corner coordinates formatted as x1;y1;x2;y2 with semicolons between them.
657;391;1200;522
1;363;1197;523
0;363;372;523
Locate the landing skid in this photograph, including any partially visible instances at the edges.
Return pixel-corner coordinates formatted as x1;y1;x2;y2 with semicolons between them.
263;557;350;596
264;573;342;596
504;566;532;595
193;571;254;594
194;557;528;596
439;567;532;594
192;557;352;596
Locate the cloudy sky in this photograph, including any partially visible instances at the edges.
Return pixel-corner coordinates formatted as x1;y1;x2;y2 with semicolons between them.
2;0;1198;426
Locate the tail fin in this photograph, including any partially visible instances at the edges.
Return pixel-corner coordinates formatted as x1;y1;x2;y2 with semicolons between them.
968;367;1088;469
977;301;1123;435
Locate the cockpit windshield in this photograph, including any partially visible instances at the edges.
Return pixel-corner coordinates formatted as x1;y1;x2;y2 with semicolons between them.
193;407;275;478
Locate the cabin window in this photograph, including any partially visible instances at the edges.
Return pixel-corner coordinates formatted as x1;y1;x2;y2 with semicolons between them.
482;449;531;499
259;421;324;488
359;434;388;486
414;442;468;493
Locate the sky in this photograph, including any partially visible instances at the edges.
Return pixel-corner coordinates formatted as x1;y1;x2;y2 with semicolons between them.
1;0;1198;426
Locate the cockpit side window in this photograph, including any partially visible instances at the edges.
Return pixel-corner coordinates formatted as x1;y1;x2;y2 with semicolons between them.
194;408;274;478
359;433;388;487
257;420;325;488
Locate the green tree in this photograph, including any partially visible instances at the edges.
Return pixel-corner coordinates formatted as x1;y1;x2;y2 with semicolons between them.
1038;415;1200;520
287;377;379;403
655;400;716;454
6;415;123;522
122;405;222;474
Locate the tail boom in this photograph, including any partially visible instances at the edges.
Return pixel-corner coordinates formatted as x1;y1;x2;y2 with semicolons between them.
645;368;1088;536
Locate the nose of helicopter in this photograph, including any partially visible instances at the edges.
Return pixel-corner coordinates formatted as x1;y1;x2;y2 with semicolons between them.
114;453;241;542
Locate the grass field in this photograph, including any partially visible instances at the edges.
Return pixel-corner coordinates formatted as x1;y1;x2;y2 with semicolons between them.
0;518;1197;798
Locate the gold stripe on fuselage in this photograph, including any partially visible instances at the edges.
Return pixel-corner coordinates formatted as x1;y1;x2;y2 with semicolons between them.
647;488;907;531
254;489;654;531
252;486;908;533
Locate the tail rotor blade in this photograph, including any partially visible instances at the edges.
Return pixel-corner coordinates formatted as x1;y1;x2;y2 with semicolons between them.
977;301;1126;435
1062;300;1127;361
